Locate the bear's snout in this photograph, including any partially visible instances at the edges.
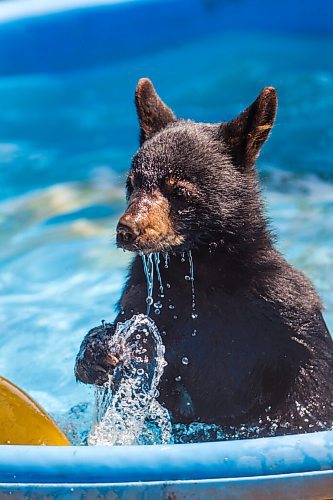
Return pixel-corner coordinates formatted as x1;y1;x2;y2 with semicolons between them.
116;190;184;253
117;216;141;246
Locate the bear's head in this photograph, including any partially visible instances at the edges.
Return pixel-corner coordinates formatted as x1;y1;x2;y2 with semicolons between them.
116;78;277;255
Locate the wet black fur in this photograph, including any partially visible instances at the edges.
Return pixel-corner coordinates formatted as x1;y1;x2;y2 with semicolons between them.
75;80;333;437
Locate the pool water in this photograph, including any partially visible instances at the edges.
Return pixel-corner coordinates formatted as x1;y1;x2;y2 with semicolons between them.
0;30;333;444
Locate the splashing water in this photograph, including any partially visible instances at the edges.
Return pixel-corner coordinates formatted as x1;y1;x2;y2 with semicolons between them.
88;251;201;446
88;314;171;446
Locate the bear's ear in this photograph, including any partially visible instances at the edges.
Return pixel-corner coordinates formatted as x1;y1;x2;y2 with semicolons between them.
221;87;277;172
135;78;176;145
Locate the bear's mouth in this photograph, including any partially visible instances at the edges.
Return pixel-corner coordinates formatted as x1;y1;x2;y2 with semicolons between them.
116;229;213;255
116;230;185;254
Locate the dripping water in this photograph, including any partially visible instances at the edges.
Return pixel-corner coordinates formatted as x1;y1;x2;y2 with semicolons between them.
187;250;198;320
142;253;165;316
154;253;164;297
142;250;198;324
141;253;154;315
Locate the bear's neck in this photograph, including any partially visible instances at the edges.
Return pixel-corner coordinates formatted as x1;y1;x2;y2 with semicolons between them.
193;241;277;290
166;230;277;292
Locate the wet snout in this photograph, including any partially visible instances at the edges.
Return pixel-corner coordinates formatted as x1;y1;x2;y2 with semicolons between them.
117;215;141;246
116;190;184;253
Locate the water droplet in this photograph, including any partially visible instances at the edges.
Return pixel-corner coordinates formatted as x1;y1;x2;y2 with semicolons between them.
192;330;197;336
182;357;189;365
136;334;141;340
185;275;191;281
137;368;144;376
166;283;171;288
173;315;178;320
175;375;182;381
164;253;169;268
146;297;153;305
191;313;198;319
154;309;161;315
169;304;175;309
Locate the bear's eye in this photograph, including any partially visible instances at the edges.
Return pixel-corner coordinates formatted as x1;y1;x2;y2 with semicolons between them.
162;177;194;200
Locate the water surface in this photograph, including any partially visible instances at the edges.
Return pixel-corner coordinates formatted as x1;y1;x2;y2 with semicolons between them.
0;30;332;440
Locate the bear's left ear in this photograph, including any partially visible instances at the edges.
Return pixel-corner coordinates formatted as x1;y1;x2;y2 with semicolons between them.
220;87;277;171
135;78;176;145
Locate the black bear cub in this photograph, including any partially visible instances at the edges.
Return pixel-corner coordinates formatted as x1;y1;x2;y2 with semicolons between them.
75;78;333;437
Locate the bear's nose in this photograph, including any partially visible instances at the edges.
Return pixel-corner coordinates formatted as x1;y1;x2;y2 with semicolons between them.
116;218;140;246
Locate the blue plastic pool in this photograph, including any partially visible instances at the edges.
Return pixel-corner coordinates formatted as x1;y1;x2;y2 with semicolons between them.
0;0;333;497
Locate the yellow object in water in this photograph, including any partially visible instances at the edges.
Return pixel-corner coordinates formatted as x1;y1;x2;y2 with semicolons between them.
0;376;70;446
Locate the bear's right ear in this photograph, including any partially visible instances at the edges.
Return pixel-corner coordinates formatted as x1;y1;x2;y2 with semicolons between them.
220;87;277;172
135;78;176;145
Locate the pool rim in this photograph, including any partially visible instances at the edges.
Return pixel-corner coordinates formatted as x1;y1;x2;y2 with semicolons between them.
1;429;333;484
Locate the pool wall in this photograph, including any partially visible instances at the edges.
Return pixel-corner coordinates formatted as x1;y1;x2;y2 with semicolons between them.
0;430;333;498
1;473;333;499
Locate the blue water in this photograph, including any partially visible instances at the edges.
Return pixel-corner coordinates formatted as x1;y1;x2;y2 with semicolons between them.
0;30;333;442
